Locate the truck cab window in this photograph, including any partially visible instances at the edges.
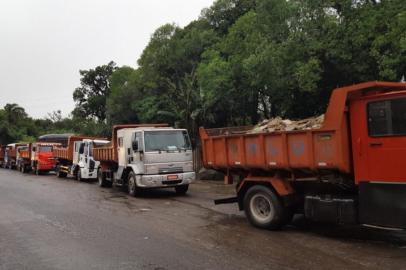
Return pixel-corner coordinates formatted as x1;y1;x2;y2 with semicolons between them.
368;98;406;136
39;146;52;153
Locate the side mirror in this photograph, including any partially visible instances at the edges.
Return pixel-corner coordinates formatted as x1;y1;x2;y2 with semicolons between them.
132;140;139;152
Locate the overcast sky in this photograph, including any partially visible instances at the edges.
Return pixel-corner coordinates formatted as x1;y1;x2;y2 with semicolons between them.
0;0;214;118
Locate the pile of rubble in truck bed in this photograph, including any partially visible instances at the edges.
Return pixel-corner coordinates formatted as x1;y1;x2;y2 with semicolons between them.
248;115;324;133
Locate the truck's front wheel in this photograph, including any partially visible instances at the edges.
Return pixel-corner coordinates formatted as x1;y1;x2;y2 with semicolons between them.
56;168;67;178
77;169;83;182
243;185;291;230
127;172;141;197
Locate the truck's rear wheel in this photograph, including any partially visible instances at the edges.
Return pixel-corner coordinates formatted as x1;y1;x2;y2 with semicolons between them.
243;185;292;230
98;169;111;187
57;169;67;178
127;172;141;197
175;184;189;195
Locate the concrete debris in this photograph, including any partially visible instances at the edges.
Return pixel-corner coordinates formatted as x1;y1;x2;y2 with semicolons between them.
249;115;324;133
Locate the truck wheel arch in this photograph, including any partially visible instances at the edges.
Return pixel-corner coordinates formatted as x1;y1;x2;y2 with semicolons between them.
237;177;295;211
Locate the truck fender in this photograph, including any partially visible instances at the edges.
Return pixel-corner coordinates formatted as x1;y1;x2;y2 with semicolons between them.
236;177;295;210
126;164;143;175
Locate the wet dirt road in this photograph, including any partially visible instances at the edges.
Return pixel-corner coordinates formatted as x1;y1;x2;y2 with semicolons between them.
0;169;406;270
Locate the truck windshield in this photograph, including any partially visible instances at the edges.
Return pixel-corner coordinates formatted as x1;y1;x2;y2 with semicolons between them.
39;146;52;152
144;130;191;152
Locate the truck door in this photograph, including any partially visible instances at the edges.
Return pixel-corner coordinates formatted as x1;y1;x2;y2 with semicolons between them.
73;142;83;165
81;142;89;172
366;97;406;182
118;137;125;166
351;96;406;228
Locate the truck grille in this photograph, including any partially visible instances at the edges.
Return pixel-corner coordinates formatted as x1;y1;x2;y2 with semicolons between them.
159;167;183;174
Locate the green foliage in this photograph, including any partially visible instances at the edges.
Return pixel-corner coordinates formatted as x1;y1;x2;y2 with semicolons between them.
2;0;405;144
73;61;117;122
103;0;406;135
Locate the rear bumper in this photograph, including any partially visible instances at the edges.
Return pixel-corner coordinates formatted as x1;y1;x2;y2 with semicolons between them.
136;172;195;188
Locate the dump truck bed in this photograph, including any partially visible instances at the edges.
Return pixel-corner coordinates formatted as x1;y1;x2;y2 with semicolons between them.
53;136;103;161
20;148;31;159
199;116;352;175
7;144;28;159
93;147;115;163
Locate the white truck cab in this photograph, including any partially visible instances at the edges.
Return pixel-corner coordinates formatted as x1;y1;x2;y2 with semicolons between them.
97;126;195;195
73;139;110;180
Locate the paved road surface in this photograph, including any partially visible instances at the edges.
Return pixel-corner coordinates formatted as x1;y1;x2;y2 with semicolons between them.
0;169;406;270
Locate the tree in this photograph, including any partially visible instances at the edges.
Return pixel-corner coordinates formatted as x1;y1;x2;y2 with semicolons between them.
72;61;117;122
107;66;141;125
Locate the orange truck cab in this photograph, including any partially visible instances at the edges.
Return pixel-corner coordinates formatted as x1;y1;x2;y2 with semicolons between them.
18;143;61;174
200;81;406;230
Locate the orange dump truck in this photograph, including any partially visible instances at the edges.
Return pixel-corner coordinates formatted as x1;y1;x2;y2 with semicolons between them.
17;142;61;174
53;136;109;180
200;81;406;230
4;143;28;169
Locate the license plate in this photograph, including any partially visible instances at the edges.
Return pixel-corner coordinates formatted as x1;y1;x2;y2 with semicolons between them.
167;175;178;180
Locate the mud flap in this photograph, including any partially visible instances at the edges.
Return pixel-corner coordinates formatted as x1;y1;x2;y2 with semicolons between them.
214;197;238;205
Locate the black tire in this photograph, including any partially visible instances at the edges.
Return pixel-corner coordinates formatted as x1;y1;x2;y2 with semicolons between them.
57;169;67;178
175;184;189;195
243;185;292;230
127;172;141;197
98;169;111;187
77;169;82;181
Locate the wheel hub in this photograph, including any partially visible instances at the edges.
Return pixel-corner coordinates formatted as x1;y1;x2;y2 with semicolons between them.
250;193;273;222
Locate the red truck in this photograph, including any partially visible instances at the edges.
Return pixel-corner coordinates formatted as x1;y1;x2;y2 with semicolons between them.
200;81;406;230
17;142;61;174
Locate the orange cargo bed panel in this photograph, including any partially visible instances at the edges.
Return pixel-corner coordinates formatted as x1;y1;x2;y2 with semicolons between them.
93;148;115;163
20;150;31;159
199;119;351;174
